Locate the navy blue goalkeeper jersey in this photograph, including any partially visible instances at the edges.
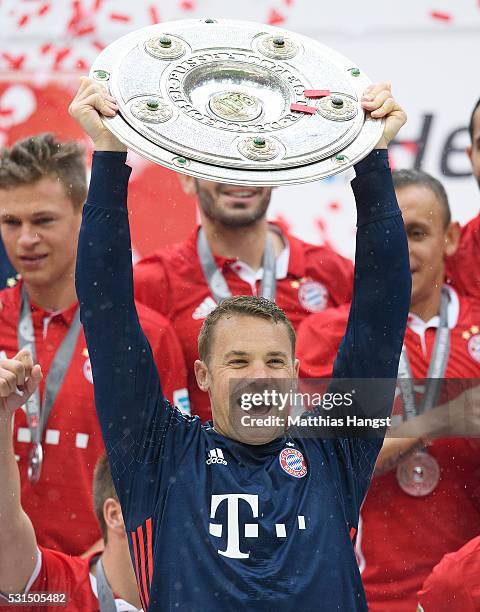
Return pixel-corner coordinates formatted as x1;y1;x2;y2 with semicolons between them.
76;149;410;611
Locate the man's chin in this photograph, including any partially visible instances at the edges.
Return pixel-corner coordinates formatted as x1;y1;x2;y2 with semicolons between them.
229;409;287;445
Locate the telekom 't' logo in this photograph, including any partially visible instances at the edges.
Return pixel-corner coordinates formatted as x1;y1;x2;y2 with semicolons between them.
209;494;258;559
209;494;307;559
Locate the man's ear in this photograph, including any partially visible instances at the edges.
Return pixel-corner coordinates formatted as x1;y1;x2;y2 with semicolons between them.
444;221;461;257
194;359;210;392
294;358;300;378
177;173;197;196
103;498;125;538
466;144;473;164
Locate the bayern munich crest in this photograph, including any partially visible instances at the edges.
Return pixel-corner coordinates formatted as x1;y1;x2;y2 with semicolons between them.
468;334;480;363
298;280;328;313
279;448;308;478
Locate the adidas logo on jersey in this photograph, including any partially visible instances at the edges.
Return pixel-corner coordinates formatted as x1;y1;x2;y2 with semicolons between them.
206;448;227;465
192;297;217;320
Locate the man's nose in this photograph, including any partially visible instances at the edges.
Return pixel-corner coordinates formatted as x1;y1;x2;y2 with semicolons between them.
18;225;40;248
250;361;269;379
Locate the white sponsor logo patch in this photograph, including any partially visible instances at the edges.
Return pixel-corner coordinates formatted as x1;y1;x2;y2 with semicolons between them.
192;296;217;320
206;448;227;466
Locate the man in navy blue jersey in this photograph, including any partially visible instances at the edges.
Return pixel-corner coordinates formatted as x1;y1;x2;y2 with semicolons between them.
68;77;410;611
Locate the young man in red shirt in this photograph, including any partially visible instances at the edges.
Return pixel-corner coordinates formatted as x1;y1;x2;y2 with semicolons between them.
0;353;141;611
445;96;480;298
297;169;480;610
133;155;354;422
0;133;189;557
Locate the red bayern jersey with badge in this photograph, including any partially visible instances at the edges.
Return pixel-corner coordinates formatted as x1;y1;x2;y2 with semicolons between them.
0;547;138;612
417;535;480;612
297;286;480;611
0;281;189;557
134;225;354;421
446;212;480;300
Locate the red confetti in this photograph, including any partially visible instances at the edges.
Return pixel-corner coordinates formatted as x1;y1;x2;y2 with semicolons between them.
290;103;317;115
76;58;88;70
0;108;14;117
304;90;331;98
148;5;160;24
429;10;452;21
109;12;131;22
93;0;103;11
18;14;29;27
77;25;95;36
40;43;52;54
37;3;50;16
401;141;418;154
92;40;105;51
1;53;26;70
53;47;71;70
180;0;195;9
267;8;285;25
328;201;340;212
284;0;294;4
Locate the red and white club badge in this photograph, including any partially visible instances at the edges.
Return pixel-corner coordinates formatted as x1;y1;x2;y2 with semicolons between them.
279;448;308;478
298;280;328;313
468;334;480;363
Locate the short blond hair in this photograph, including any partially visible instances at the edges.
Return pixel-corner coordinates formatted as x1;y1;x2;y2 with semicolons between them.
198;295;296;364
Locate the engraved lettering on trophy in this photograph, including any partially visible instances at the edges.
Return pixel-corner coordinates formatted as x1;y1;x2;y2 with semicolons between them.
209;92;263;122
165;51;305;132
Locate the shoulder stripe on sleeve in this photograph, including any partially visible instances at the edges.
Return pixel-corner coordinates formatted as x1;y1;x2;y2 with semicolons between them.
146;517;154;588
131;528;148;611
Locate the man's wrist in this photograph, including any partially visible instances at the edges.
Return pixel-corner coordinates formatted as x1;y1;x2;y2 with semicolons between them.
93;137;127;153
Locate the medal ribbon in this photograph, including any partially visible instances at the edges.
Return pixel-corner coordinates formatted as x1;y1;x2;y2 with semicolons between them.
397;288;451;419
95;556;118;612
17;286;81;483
197;227;277;303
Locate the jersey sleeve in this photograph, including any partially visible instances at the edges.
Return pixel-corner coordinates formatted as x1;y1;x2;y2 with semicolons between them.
75;152;200;526
322;150;411;525
445;212;480;300
417;541;480;612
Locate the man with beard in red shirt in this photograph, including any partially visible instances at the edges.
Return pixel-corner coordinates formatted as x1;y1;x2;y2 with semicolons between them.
0;133;189;557
297;168;480;610
134;163;354;421
445;96;480;299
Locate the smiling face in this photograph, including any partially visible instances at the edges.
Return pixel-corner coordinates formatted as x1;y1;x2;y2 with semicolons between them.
396;184;459;309
0;176;82;290
194;313;299;445
178;174;272;228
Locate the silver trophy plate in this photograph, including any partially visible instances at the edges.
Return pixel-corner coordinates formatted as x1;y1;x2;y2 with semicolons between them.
90;19;384;186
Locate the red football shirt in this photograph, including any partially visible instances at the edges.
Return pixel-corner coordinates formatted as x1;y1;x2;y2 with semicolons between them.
297;286;480;610
417;535;480;612
446;212;480;300
0;281;188;557
0;547;139;612
134;225;354;421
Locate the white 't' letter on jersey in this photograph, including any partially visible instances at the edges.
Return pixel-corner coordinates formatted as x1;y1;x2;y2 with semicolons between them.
209;494;259;559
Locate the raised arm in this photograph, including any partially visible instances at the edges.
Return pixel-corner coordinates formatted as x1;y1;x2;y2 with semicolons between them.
318;85;411;527
0;352;42;594
70;79;176;506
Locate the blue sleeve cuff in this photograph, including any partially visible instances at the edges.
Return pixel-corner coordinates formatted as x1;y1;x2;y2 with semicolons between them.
351;150;400;227
353;149;389;176
87;151;131;211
